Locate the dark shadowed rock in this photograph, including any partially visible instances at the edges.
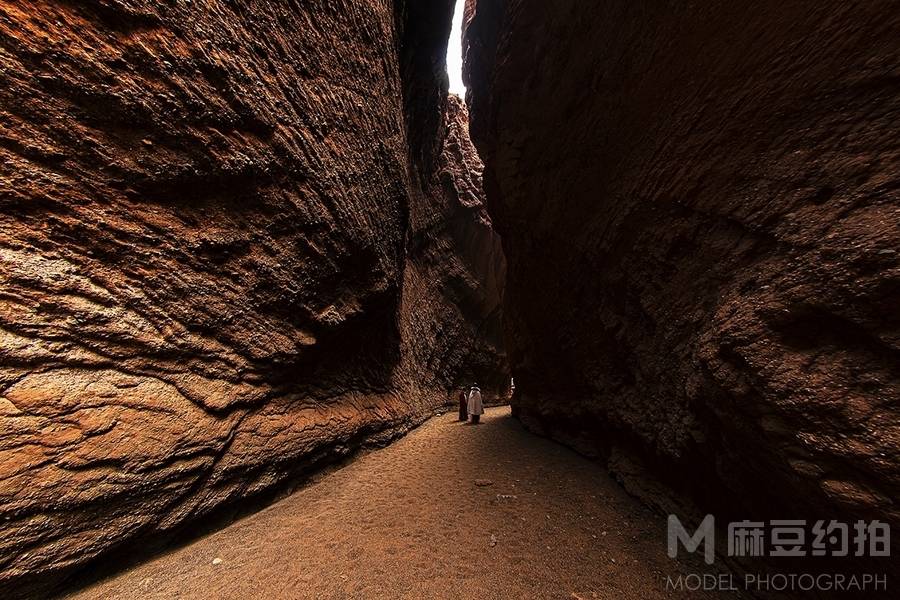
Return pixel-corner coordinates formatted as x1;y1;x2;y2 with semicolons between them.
464;0;899;565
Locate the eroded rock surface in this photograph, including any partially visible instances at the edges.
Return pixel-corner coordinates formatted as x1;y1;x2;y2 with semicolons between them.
403;94;507;402
0;0;505;595
465;0;899;554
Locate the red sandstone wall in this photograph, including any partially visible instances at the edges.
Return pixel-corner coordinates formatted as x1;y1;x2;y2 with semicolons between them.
0;0;505;594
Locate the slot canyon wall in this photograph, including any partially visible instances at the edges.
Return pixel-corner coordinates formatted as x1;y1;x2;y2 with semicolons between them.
404;93;507;403
0;0;504;595
465;0;899;562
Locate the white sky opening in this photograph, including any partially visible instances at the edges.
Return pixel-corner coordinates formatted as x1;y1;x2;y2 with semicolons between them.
447;1;466;96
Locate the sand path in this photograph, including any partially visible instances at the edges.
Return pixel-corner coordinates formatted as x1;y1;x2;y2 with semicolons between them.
68;407;735;599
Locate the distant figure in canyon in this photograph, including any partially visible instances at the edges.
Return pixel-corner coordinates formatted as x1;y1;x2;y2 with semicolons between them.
458;389;468;422
467;384;484;424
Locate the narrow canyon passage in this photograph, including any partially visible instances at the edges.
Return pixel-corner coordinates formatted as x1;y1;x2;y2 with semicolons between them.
1;0;897;596
65;408;731;600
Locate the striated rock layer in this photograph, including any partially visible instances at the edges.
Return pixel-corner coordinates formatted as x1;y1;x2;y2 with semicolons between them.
465;0;899;559
0;0;505;595
404;94;507;403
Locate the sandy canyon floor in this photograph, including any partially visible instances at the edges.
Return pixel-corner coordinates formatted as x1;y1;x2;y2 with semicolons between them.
66;407;736;599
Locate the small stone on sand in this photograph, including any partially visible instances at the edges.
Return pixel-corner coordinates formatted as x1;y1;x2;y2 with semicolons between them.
474;479;493;487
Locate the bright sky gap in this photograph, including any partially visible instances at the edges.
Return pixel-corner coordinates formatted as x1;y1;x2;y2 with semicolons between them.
447;1;466;95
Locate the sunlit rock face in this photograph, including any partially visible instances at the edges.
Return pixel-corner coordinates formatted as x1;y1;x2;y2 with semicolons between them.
0;0;504;594
465;0;899;548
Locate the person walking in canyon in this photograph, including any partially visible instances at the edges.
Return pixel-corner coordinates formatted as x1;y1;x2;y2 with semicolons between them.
458;388;468;421
467;384;484;424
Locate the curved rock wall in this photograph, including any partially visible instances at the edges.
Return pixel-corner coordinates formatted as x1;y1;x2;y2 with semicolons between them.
465;0;899;550
0;0;505;595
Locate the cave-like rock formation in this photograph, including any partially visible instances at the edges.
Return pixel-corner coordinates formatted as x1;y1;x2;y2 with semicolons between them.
0;0;505;595
465;0;898;556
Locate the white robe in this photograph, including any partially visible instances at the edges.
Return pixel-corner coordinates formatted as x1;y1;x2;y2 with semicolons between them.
467;389;484;416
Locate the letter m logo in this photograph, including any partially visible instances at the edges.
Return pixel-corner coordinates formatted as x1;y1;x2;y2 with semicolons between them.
668;514;715;564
